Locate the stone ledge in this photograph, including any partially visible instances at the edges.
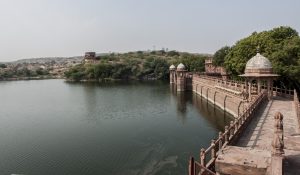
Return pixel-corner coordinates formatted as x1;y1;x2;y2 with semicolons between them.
215;146;271;175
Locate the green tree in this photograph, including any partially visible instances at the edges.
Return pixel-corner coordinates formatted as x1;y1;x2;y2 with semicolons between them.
94;63;113;79
0;64;7;68
224;26;300;88
213;46;230;66
167;50;180;57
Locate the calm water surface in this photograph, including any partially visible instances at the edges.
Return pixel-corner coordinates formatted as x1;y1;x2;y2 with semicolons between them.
0;80;232;175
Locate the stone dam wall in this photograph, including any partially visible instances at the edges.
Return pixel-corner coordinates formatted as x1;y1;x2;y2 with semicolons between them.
191;75;245;117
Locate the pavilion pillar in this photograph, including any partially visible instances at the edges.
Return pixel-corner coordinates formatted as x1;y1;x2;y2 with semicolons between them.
248;81;252;101
270;79;274;99
257;79;262;94
267;79;272;100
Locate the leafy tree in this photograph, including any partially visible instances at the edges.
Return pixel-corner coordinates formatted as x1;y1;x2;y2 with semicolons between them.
167;50;180;57
224;26;300;88
153;58;169;79
36;68;49;75
0;64;7;68
213;46;230;66
94;64;112;79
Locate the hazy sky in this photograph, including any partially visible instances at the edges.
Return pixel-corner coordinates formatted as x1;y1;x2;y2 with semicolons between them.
0;0;300;61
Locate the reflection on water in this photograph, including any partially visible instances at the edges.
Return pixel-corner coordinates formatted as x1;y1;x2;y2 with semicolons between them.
0;80;232;175
170;84;233;131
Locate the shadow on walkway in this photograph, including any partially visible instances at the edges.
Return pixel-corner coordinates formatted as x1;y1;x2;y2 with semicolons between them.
235;99;272;148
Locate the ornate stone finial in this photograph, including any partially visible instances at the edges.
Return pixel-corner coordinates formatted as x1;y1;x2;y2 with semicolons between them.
272;133;284;156
200;148;205;156
274;112;283;132
219;132;223;138
274;111;283;121
272;111;284;156
211;139;216;145
256;45;260;53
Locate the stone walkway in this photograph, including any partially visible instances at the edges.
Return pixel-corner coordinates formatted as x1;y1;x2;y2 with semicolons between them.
235;96;300;174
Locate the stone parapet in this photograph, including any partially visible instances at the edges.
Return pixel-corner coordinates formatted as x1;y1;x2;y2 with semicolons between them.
294;89;300;128
192;75;245;117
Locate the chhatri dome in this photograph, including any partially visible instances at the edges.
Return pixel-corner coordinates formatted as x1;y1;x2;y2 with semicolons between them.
240;52;279;100
177;63;186;70
240;52;278;77
169;64;176;70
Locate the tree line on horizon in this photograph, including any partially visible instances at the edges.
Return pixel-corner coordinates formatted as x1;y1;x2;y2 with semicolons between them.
64;51;207;81
213;26;300;89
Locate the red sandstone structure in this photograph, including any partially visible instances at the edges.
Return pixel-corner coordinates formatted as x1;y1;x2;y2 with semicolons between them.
205;57;228;80
83;52;99;64
169;63;187;91
170;53;300;175
240;52;279;100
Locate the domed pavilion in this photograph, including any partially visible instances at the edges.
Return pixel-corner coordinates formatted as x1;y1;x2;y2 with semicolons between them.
169;64;176;84
169;63;187;91
240;52;279;100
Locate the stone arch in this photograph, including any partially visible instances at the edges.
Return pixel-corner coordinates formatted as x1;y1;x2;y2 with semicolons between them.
206;88;210;99
213;91;218;105
224;95;229;112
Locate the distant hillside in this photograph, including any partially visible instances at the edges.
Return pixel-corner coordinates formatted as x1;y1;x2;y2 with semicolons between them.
7;56;83;64
0;55;85;80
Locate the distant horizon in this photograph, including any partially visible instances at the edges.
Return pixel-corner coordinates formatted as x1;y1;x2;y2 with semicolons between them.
1;49;214;63
1;0;299;61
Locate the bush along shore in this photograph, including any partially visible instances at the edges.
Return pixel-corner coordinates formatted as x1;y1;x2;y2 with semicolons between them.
0;66;59;81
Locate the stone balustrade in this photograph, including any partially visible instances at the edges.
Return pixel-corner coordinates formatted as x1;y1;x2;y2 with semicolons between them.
192;75;246;117
272;87;294;98
188;91;268;175
294;89;300;128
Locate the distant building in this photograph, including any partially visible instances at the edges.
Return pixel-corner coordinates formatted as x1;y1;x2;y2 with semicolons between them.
84;52;99;64
205;57;228;80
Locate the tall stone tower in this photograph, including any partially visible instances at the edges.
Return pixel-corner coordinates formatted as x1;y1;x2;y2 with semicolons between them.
169;64;176;84
176;63;187;91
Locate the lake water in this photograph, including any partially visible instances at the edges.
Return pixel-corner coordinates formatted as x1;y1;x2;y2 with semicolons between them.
0;80;232;175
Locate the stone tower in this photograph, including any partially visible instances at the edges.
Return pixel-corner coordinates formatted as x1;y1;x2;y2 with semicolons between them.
169;64;176;84
84;52;97;64
176;63;187;91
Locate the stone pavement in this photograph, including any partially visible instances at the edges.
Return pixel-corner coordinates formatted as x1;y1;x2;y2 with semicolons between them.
235;96;300;174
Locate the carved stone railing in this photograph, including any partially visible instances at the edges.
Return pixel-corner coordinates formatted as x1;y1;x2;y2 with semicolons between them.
294;89;300;128
193;74;245;98
188;91;268;174
272;87;294;98
194;74;244;89
188;157;216;175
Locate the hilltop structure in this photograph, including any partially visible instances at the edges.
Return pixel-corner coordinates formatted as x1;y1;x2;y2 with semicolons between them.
204;57;228;80
83;52;99;64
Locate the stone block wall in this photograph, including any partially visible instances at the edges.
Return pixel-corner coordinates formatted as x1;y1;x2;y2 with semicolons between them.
192;75;244;117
